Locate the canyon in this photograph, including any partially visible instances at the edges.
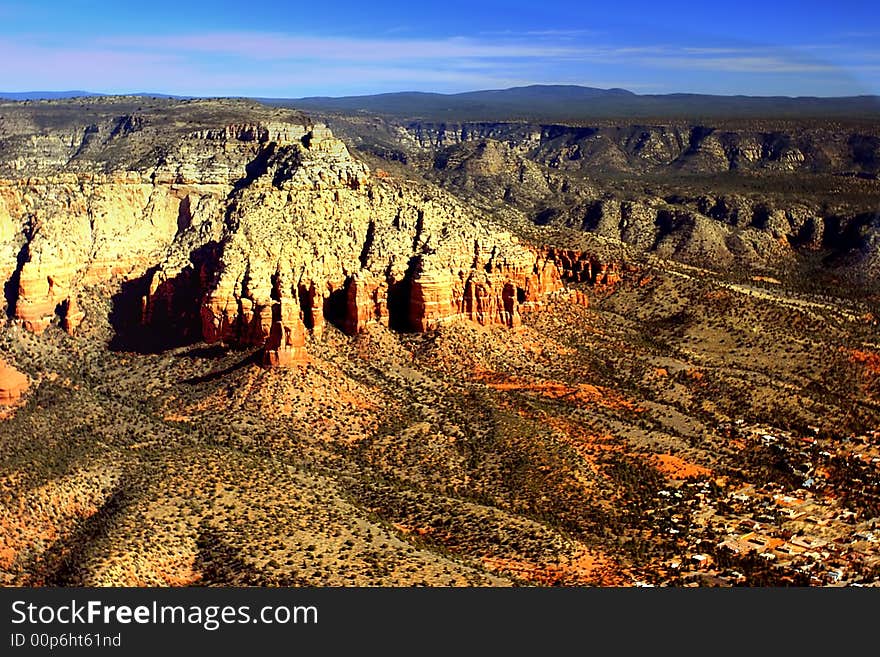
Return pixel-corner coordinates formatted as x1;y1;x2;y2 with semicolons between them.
0;96;878;587
0;98;615;367
324;114;880;285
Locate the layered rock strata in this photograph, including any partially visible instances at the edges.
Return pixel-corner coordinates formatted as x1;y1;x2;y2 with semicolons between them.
136;119;612;365
0;99;616;366
0;359;27;404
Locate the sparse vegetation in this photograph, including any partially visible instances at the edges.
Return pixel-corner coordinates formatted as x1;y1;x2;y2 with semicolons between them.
0;97;878;587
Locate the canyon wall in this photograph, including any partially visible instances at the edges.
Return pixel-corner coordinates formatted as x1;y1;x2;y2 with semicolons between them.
397;121;880;176
0;99;614;366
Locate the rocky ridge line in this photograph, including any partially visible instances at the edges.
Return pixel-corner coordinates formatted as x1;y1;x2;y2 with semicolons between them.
0;101;618;366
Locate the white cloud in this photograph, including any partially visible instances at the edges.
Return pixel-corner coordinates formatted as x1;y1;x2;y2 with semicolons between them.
0;30;874;96
97;32;584;62
644;55;842;74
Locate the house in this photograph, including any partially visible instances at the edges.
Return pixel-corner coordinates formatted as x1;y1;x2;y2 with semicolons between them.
791;536;827;550
718;538;756;555
691;554;711;568
738;519;760;532
746;534;771;549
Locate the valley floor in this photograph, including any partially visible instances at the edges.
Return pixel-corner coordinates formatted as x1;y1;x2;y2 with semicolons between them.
1;260;878;586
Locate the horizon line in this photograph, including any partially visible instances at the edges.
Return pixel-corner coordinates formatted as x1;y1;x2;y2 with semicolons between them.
2;84;880;101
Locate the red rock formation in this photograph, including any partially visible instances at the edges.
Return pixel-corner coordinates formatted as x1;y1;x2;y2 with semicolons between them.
520;256;564;310
299;282;325;337
303;247;617;348
0;359;28;405
594;262;623;287
262;270;308;366
0;117;623;367
543;247;601;283
15;269;70;334
5;175;193;334
60;298;85;335
169;241;621;367
344;275;388;334
262;315;306;367
460;274;521;329
409;271;458;332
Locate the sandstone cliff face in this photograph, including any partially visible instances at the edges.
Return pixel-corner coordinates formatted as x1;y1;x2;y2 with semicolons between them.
299;112;880;284
0;359;27;404
181;128;592;365
397;121;880;176
0;98;609;366
0;98;309;335
404;122;543;153
0;176;192;333
419;139;875;276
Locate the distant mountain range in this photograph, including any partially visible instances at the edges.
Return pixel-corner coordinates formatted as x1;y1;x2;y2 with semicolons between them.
265;85;880;121
0;91;180;101
2;85;879;120
0;91;104;101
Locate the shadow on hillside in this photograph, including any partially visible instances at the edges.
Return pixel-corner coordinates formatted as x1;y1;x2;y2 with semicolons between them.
194;523;309;586
181;350;261;385
27;487;128;586
108;242;220;354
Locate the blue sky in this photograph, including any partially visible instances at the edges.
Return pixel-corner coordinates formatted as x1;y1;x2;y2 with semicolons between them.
1;0;878;96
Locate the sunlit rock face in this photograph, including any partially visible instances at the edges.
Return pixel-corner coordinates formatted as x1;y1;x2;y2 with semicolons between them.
0;98;612;366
